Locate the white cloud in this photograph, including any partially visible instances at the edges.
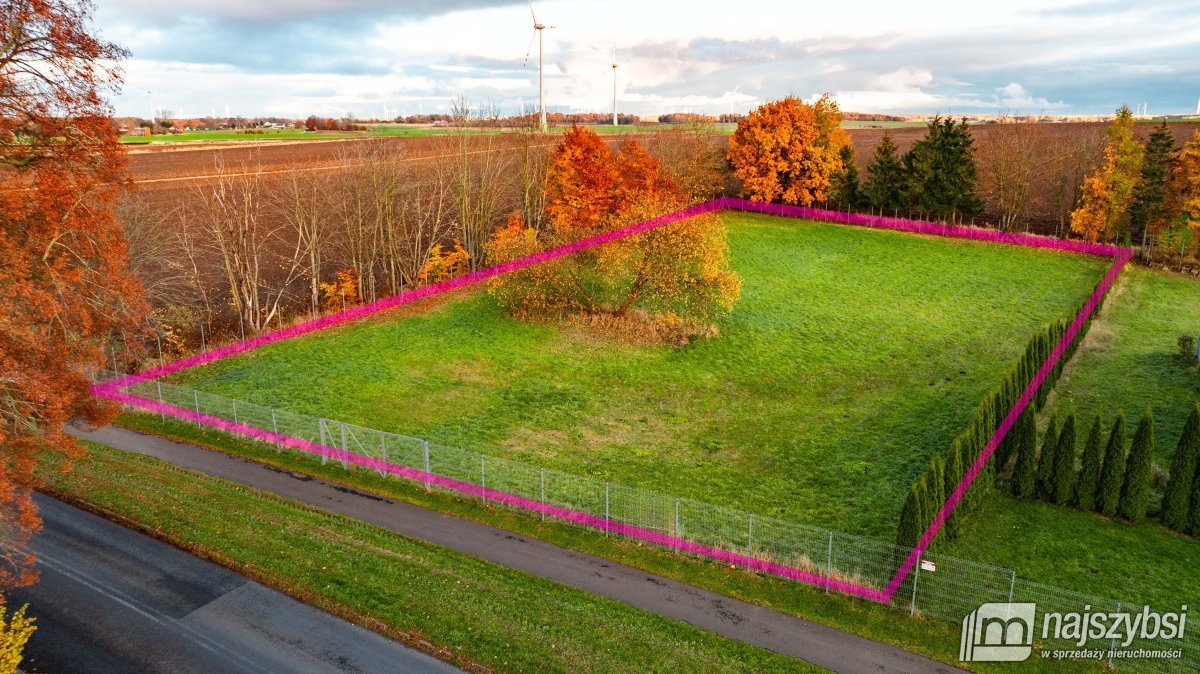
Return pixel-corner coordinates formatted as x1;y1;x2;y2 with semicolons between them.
100;0;1200;117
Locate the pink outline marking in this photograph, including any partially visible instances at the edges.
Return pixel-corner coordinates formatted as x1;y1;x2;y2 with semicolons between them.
92;197;1130;604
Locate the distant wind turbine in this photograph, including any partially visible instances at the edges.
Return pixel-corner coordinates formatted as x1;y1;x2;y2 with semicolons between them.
523;0;555;131
611;47;618;127
724;85;741;115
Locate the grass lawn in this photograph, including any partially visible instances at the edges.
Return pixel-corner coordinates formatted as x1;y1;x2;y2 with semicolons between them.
1050;266;1200;455
171;213;1107;538
944;267;1200;609
109;413;1103;673
47;441;822;672
943;491;1199;610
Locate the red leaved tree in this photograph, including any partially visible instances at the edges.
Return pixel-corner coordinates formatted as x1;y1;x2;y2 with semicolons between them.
0;0;147;590
488;126;740;340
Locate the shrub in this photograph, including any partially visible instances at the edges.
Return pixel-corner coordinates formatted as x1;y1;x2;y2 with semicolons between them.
1180;334;1198;362
1074;416;1105;511
1119;408;1155;522
1011;408;1038;498
1052;413;1077;505
1162;405;1200;530
1036;414;1059;501
1099;413;1127;517
943;439;965;537
896;483;922;548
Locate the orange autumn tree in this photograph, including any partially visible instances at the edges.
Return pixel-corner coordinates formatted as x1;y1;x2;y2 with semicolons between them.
1170;130;1200;237
0;0;147;590
1069;106;1144;243
727;95;848;205
487;126;740;340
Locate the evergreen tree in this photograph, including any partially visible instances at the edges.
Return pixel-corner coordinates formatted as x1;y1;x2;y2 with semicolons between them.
1099;413;1127;516
929;456;947;530
1011;407;1038;498
1119;408;1155;522
1037;414;1059;501
863;131;906;213
901;116;983;221
944;439;965;537
828;144;862;209
1188;464;1200;536
1162;405;1200;530
1074;415;1105;511
916;475;932;537
1052;414;1078;505
1128;123;1176;246
897;483;922;548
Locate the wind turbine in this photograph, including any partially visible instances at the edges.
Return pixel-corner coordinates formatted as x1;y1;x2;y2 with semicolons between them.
611;47;618;127
523;0;554;131
723;85;741;115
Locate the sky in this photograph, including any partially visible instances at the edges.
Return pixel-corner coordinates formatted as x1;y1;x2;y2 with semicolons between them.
96;0;1200;120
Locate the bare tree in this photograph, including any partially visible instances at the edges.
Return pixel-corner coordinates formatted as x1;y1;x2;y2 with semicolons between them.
196;157;300;333
442;98;513;270
646;123;729;203
978;120;1041;231
1034;124;1106;236
276;167;331;316
383;159;453;291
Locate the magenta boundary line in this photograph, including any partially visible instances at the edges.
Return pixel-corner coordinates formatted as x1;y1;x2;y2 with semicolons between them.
91;196;1131;605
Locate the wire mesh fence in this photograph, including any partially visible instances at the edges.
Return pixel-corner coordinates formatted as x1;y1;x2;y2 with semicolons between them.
99;371;1198;671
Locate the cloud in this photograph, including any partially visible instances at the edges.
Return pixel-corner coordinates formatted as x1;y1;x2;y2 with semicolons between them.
100;0;1200;117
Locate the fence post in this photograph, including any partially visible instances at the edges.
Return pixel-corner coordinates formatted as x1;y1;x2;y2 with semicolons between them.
155;381;165;421
339;422;349;469
604;482;610;537
825;531;834;593
193;389;201;425
539;467;545;521
422;440;431;491
674;498;681;540
232;400;238;425
271;409;278;435
747;513;754;558
1109;601;1120;668
910;564;921;616
318;419;329;465
1008;570;1016;604
480;455;486;502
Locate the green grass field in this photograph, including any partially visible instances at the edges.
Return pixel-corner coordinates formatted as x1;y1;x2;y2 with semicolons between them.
943;266;1200;608
1051;266;1200;455
172;213;1106;537
48;441;818;673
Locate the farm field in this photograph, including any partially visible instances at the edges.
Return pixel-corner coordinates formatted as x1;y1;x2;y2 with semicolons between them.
943;266;1200;608
121;129;358;143
171;213;1107;537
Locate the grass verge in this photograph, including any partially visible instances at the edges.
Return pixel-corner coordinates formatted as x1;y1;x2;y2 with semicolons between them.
46;440;823;673
113;412;1101;672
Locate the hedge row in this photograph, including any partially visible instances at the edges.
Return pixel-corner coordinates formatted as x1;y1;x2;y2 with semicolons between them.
896;307;1094;549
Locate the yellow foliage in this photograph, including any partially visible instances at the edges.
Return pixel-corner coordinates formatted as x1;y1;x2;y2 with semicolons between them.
0;603;35;674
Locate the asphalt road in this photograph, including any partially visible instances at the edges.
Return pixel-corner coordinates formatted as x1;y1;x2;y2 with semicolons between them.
10;493;461;674
76;425;966;674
